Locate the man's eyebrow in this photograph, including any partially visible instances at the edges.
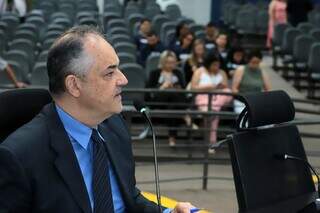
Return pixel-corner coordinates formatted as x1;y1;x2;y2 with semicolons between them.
106;64;118;70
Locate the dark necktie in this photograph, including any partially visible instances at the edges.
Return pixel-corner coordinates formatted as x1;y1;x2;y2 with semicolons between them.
91;129;114;213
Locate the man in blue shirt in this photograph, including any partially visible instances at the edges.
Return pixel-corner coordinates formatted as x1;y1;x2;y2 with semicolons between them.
0;25;195;212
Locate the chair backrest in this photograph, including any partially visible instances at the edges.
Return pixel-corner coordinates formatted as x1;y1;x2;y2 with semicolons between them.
37;50;49;62
118;52;136;64
119;63;146;103
297;22;314;34
31;62;49;86
114;42;137;56
309;28;320;41
165;4;182;20
293;35;315;63
308;42;320;77
103;12;121;25
144;6;161;20
145;53;160;79
273;23;290;47
229;91;316;213
160;21;176;43
107;19;127;30
152;14;170;35
111;34;132;45
0;89;52;142
281;28;301;55
120;63;146;86
108;27;129;36
3;50;30;80
256;10;268;35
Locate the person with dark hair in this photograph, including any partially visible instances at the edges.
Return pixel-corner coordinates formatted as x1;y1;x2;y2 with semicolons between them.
212;32;229;72
172;31;194;62
286;0;313;27
146;50;187;147
0;25;195;213
134;18;152;50
183;39;205;86
204;21;219;51
137;31;165;67
232;50;271;113
168;21;190;51
191;53;232;153
226;46;246;77
0;56;27;88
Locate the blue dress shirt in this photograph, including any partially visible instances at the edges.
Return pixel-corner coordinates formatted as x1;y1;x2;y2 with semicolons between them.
56;105;125;212
56;105;172;213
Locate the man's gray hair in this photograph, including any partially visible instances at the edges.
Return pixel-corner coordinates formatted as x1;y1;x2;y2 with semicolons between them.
47;25;105;95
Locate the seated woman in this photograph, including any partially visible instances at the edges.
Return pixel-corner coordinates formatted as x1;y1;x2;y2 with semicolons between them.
191;53;232;151
232;50;271;113
226;46;246;78
172;32;194;62
146;50;186;147
183;39;205;86
168;21;190;51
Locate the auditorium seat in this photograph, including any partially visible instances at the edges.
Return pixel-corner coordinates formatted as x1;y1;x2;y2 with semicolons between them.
256;10;269;35
145;53;160;79
13;29;37;44
107;19;127;30
127;13;145;35
118;52;136;65
9;39;35;70
3;50;30;82
280;27;301;61
120;63;146;103
292;35;316;88
144;6;161;20
310;28;320;41
114;42;137;56
152;14;170;36
103;12;121;29
160;21;177;44
110;34;132;45
37;50;49;63
31;62;48;87
108;27;130;38
165;4;182;21
307;43;320;99
272;23;290;70
297;22;314;34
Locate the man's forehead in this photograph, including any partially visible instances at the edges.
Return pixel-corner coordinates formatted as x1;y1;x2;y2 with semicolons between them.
84;34;119;65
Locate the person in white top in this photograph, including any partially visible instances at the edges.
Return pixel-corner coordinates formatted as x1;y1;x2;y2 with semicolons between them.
191;53;232;152
13;0;27;18
0;56;27;88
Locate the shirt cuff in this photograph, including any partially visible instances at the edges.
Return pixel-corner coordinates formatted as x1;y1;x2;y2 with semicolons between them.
163;208;172;213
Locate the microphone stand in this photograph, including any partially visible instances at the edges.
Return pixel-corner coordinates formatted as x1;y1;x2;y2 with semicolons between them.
141;110;162;213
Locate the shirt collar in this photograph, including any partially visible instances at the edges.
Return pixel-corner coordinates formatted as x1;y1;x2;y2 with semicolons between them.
55;104;93;150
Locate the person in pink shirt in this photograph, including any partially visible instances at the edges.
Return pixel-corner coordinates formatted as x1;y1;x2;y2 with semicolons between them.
267;0;287;48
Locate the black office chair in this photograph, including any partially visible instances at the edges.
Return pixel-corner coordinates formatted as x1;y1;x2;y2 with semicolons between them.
228;91;318;213
0;88;52;142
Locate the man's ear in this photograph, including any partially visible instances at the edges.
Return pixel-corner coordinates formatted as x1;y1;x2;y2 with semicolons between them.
65;75;81;98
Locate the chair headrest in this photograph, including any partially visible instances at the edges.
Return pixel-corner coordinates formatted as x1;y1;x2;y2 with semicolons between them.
0;88;52;141
236;90;295;130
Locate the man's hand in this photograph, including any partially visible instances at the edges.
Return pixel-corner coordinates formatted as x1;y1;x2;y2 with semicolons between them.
171;202;196;213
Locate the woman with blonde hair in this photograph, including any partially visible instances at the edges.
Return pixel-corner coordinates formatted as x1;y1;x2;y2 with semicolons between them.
267;0;287;48
146;50;187;147
184;39;205;86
